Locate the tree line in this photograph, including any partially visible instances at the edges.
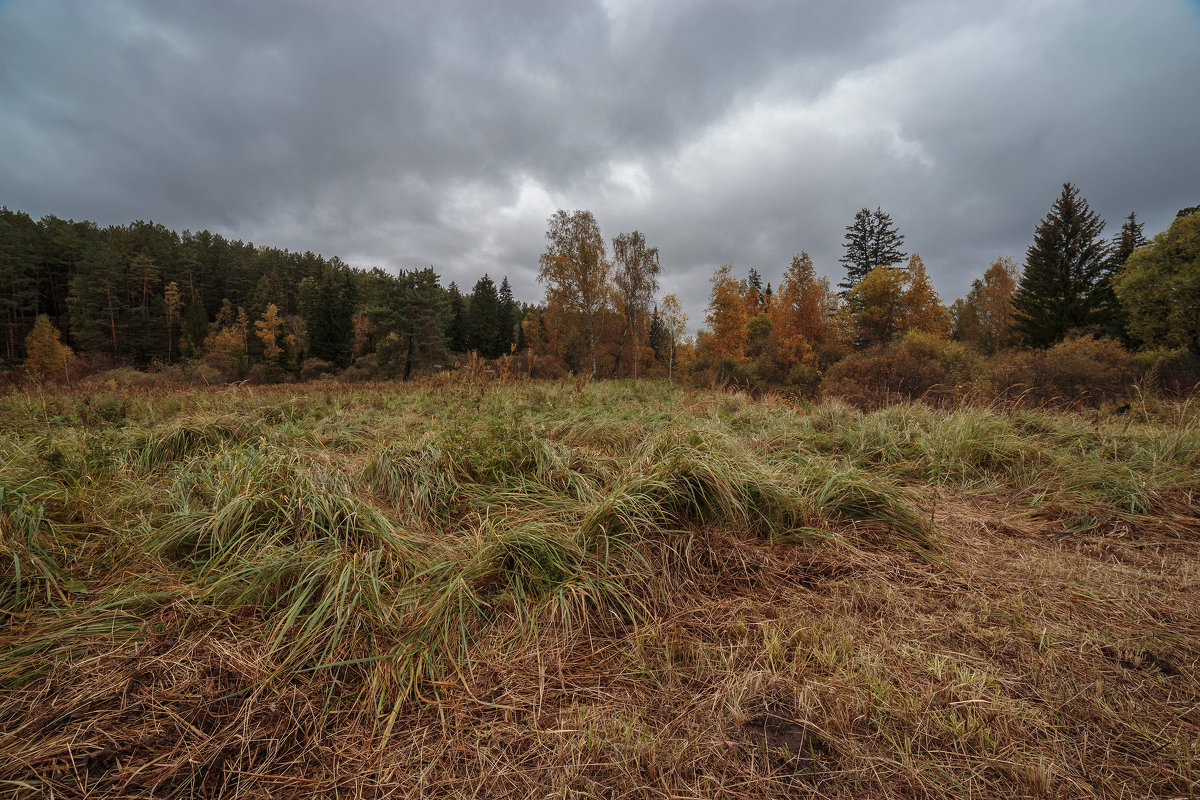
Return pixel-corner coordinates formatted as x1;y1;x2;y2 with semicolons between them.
2;211;526;383
7;182;1199;388
689;184;1198;390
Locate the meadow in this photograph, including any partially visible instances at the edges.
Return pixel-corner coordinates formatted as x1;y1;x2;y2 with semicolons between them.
1;379;1198;798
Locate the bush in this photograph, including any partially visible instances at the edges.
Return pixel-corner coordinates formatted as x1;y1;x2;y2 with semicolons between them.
988;335;1135;404
340;365;373;383
246;363;288;384
1133;348;1200;394
300;358;336;381
89;367;158;389
822;332;986;408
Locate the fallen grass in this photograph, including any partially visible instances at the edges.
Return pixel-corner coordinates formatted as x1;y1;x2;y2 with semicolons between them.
0;380;1197;798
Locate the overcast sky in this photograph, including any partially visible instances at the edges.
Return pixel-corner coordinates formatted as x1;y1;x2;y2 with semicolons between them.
3;0;1198;329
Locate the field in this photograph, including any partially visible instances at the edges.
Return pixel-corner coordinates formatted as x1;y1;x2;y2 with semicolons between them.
2;380;1199;799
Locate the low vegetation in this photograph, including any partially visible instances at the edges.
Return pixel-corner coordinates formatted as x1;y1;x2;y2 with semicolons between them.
2;380;1198;798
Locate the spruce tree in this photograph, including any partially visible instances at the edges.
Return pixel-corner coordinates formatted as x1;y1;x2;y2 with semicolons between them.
498;276;517;354
467;274;501;358
1110;212;1147;270
839;206;906;290
1012;183;1111;348
445;282;469;353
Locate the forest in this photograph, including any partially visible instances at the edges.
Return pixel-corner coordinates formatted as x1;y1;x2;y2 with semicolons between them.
5;182;1200;403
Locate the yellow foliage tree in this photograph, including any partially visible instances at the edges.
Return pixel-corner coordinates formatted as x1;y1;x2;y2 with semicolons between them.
203;302;249;378
846;266;908;347
255;303;284;362
537;210;612;379
23;315;72;383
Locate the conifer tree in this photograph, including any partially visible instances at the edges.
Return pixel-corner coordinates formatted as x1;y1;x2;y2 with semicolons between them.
467;274;501;358
298;256;357;367
445;282;469;353
1013;183;1112;347
498;276;518;355
839;206;907;290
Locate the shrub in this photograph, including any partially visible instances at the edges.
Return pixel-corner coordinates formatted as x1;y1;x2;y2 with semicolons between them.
988;334;1135;404
246;362;288;384
822;332;986;408
300;357;336;381
340;365;373;383
1133;348;1200;394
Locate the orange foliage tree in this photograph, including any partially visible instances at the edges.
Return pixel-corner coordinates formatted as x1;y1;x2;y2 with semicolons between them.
902;254;949;337
703;264;748;361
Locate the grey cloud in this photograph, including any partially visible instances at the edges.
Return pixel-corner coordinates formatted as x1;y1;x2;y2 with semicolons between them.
1;0;1198;329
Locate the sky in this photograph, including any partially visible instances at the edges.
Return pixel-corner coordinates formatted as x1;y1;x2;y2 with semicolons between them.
2;0;1199;330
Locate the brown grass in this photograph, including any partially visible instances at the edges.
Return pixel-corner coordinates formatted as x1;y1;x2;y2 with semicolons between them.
1;382;1198;798
4;500;1198;798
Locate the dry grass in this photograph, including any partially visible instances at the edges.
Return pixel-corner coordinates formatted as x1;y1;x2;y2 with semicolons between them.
1;380;1198;798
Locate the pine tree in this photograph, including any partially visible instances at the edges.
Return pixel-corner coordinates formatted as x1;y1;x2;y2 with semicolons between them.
298;256;357;367
839;206;907;290
1013;183;1112;347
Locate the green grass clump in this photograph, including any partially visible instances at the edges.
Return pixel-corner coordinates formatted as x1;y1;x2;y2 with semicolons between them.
1;381;1198;799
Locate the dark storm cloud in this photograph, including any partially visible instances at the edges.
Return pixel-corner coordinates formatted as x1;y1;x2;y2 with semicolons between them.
2;0;1198;328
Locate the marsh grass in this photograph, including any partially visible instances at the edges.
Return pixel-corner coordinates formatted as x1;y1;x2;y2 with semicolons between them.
1;380;1198;798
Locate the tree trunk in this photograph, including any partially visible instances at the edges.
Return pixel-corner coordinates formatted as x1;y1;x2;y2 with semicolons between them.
586;315;597;380
107;287;118;356
404;332;415;381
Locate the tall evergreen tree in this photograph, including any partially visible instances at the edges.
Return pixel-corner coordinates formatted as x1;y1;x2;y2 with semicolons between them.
839;206;907;290
0;209;39;361
69;241;125;357
444;282;469;353
467;274;501;358
498;276;518;355
1013;183;1112;347
298;256;357;367
373;268;450;379
1110;212;1147;271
